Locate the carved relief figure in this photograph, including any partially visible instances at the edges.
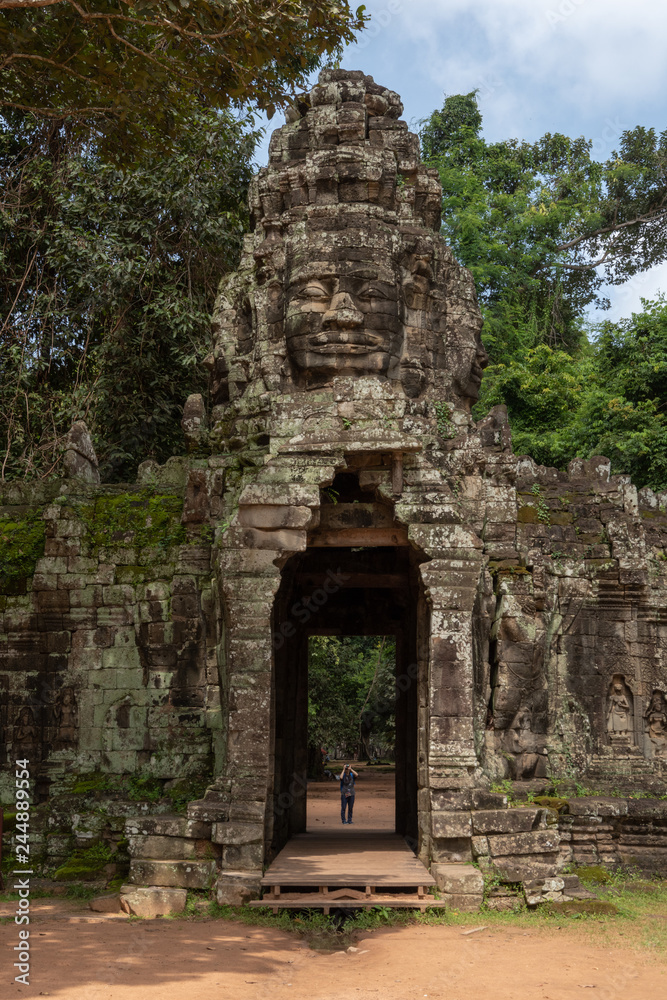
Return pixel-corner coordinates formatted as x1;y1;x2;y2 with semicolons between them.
54;688;78;747
645;690;667;757
14;706;37;745
607;676;633;743
503;704;546;778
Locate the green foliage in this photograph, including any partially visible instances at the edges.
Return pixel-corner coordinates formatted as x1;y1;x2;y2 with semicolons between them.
1;108;257;482
0;2;367;159
434;401;455;439
0;509;45;592
308;635;396;758
478;296;667;491
421;92;667;364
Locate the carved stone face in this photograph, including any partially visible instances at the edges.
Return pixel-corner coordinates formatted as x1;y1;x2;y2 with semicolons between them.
284;259;403;382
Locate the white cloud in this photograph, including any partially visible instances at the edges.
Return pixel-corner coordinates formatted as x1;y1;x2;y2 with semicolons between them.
598;262;667;324
346;0;667;143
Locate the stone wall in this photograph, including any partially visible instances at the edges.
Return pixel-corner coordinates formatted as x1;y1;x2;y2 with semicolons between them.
0;462;218;808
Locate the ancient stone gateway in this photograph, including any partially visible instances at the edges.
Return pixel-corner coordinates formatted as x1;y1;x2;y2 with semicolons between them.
2;69;667;912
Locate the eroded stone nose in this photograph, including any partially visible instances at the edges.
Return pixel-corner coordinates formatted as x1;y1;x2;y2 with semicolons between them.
321;292;364;329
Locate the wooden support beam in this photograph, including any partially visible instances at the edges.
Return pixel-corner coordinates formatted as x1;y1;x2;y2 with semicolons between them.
307;527;409;547
392;451;403;495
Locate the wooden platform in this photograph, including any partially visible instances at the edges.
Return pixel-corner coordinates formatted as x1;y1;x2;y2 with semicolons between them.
250;832;445;912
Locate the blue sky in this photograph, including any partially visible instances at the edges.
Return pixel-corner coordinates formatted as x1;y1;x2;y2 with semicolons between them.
256;0;667;324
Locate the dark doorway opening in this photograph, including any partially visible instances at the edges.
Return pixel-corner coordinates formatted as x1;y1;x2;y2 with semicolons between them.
269;544;423;860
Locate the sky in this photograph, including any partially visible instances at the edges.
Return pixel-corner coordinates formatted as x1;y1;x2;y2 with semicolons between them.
255;0;667;325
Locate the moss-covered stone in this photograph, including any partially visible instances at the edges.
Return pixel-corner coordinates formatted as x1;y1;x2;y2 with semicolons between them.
533;796;570;813
77;490;186;557
0;511;46;593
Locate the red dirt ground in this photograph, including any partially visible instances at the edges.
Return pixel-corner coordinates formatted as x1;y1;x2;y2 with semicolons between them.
2;772;665;999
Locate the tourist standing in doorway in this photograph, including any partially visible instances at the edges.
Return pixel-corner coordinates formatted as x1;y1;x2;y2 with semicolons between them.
339;763;358;824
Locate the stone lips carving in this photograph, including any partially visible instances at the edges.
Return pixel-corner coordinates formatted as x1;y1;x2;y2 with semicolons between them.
207;68;487;406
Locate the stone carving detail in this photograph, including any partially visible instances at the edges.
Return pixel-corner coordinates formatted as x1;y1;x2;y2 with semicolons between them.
208;68;487;409
63;420;100;483
54;687;78;748
14;706;37;746
607;675;634;745
645;689;667;757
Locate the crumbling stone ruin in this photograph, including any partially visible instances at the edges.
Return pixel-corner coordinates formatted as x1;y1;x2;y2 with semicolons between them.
2;69;667;912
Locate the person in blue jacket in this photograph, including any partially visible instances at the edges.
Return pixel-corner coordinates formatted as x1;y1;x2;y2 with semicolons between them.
339;763;358;824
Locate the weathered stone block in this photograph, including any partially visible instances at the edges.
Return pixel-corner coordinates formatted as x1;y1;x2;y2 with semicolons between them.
472;808;542;835
432;862;484;895
216;871;262;906
127;835;198;860
432;810;472;838
89;893;122;913
211;822;263;845
441;892;482;912
128;859;217;889
487;830;560;857
491;854;562;882
119;886;187;918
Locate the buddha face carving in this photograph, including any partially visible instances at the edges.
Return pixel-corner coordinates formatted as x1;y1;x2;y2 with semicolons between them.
284;257;403;382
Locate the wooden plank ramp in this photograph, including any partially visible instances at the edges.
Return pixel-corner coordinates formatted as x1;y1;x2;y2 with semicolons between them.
250;831;445;913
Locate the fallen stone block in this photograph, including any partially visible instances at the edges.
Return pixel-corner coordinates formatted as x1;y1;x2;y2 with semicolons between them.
89;894;122;913
522;877;565;906
216;871;262;906
119;886;187;919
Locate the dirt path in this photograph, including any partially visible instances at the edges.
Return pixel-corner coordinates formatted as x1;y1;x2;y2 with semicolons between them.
2;909;665;1000
307;767;395;832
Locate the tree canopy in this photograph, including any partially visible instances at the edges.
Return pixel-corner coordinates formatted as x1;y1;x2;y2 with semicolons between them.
0;108;257;481
420;92;667;492
421;93;667;362
308;636;396;762
479;297;667;491
0;1;368;157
